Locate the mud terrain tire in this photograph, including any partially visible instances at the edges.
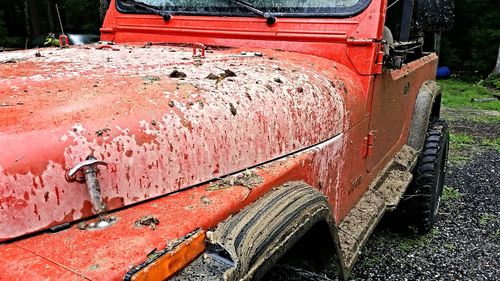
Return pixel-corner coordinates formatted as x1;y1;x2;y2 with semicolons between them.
206;182;333;280
415;0;455;32
400;119;449;233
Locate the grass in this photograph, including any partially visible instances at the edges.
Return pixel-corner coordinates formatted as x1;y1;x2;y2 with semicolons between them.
448;133;474;164
448;133;499;163
448;154;471;164
439;79;500;111
449;133;474;148
480;138;500;152
396;237;430;252
442;186;462;201
443;243;456;251
480;73;500;91
364;253;387;267
448;132;500;153
478;214;497;226
395;228;439;252
366;227;436;255
465;114;500;124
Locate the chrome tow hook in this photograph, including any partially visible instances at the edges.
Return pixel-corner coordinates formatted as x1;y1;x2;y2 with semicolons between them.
66;155;116;230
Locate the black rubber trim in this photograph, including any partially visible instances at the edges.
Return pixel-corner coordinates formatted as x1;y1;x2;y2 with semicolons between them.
233;186;311;249
250;196;327;265
116;0;372;18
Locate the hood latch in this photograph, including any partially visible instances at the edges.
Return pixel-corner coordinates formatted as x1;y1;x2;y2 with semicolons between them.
66;155;116;230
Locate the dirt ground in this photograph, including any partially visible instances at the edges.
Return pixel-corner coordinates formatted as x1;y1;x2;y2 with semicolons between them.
264;104;499;281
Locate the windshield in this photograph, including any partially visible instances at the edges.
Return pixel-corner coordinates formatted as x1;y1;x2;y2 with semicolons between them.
117;0;372;17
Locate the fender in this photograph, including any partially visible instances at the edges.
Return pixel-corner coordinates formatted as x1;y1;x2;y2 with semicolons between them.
407;80;442;151
172;182;340;281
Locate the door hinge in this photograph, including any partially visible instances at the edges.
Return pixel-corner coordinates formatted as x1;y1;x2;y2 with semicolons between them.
364;131;376;158
374;44;384;74
347;37;375;46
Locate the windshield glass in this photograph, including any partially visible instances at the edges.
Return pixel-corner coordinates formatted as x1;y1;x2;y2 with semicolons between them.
117;0;372;17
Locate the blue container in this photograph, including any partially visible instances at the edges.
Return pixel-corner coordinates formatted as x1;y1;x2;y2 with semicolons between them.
436;66;451;79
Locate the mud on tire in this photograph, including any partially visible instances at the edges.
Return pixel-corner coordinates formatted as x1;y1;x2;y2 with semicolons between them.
399;119;449;233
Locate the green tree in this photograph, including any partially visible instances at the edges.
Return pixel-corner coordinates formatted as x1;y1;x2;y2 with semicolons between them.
440;0;500;76
60;0;100;33
0;0;25;48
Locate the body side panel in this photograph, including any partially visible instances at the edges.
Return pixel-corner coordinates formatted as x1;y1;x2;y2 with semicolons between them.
338;54;439;220
0;134;344;280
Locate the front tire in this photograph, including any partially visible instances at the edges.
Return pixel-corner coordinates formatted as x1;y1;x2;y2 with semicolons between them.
400;119;449;233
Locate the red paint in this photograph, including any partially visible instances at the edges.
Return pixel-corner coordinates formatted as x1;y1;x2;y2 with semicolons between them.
192;43;206;58
0;46;347;241
1;135;343;280
0;0;440;278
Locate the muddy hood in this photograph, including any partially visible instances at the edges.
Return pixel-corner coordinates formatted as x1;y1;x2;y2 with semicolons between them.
0;45;344;241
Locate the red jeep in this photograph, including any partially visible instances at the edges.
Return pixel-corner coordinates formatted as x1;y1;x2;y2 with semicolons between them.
0;0;453;280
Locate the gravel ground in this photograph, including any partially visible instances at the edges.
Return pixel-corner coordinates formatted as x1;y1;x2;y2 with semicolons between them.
349;149;499;281
264;108;500;281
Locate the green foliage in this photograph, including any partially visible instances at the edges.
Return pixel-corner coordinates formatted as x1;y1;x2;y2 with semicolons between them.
368;228;438;254
447;153;471;164
443;243;456;251
440;0;500;76
439;79;500;111
442;186;462;201
448;131;474;165
0;2;25;47
364;253;387;267
0;16;8;45
480;138;500;152
449;133;473;148
43;33;59;46
396;229;437;252
0;0;101;48
465;114;500;124
60;0;100;33
480;74;500;91
478;214;497;226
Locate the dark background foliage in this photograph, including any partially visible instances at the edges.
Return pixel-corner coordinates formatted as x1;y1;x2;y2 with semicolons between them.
439;0;500;76
0;0;101;48
0;0;498;76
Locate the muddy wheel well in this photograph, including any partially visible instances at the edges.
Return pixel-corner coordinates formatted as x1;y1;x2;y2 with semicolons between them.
174;182;339;281
431;94;442;120
408;81;442;151
266;220;340;277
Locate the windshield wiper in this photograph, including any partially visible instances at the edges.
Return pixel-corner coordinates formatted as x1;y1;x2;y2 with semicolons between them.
226;0;277;25
122;0;172;21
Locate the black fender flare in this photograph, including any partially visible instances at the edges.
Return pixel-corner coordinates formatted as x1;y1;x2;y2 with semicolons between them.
407;80;442;151
172;181;339;281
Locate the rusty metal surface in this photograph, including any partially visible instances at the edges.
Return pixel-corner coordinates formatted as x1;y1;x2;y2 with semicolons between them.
0;45;352;242
0;134;344;280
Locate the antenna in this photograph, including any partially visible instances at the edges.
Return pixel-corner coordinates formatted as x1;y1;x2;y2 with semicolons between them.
56;4;65;35
55;4;69;47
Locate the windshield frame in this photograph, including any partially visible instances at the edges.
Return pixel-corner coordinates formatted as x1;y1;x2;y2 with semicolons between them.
116;0;373;18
